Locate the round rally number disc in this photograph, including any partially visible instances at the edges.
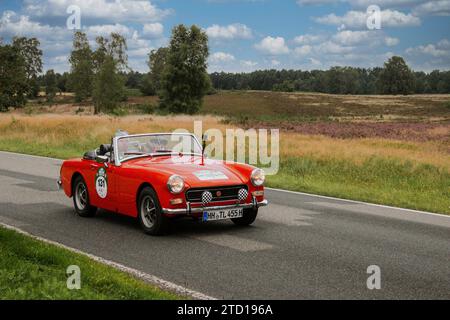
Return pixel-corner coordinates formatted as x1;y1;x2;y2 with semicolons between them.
95;167;108;199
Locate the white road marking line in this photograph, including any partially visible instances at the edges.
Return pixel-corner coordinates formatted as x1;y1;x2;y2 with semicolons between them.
0;150;62;162
266;187;450;219
0;222;215;300
191;234;273;252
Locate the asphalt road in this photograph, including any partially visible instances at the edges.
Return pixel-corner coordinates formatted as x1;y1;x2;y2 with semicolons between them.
0;150;449;299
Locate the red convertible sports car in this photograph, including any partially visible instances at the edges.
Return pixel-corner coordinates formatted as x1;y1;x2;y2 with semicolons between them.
58;132;268;235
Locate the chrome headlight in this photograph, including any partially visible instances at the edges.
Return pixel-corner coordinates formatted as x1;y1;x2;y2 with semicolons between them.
167;175;185;194
251;168;265;187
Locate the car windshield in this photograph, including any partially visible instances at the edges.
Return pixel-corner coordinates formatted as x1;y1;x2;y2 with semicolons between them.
116;134;202;162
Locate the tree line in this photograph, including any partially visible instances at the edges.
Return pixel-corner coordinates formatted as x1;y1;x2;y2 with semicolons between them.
1;28;449;114
210;58;450;95
126;56;450;95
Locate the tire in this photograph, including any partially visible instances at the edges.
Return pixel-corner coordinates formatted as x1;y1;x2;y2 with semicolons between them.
72;175;97;217
137;187;168;235
232;208;258;226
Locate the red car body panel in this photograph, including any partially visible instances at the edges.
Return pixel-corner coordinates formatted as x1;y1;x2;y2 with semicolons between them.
60;155;265;218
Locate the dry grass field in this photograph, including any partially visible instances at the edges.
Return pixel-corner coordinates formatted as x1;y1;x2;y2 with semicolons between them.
201;91;450;122
1;90;449;214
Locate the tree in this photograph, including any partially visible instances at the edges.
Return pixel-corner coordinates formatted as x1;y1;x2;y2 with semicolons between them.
57;72;70;93
272;80;295;92
0;44;28;111
45;69;58;103
378;56;415;95
12;37;43;98
93;56;125;113
148;47;169;93
69;32;94;102
140;47;169;96
92;33;128;113
125;71;144;89
159;25;211;114
93;33;128;72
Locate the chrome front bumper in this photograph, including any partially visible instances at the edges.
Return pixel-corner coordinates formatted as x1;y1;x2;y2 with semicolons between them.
162;198;268;215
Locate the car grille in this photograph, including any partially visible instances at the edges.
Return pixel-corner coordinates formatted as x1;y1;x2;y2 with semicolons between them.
186;185;248;203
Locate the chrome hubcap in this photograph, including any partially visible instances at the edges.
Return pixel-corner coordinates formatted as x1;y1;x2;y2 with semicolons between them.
75;182;87;210
141;196;156;228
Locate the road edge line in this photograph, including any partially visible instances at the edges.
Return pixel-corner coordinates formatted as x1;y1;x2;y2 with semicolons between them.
266;187;450;219
0;222;216;300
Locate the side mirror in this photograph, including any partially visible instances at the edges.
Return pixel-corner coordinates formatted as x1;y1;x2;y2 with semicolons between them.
95;155;109;164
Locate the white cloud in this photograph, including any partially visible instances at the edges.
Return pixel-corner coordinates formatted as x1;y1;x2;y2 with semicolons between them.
205;23;253;40
412;0;450;16
347;0;425;8
142;23;164;38
0;10;164;73
297;0;338;5
298;0;429;8
308;57;322;66
289;28;405;70
241;60;258;67
405;38;450;71
271;59;281;66
209;52;236;63
406;39;450;57
437;39;450;49
0;10;66;39
293;34;323;45
332;30;372;45
24;0;170;22
316;41;355;54
315;9;421;29
294;45;313;56
86;24;134;38
255;36;290;55
384;36;400;46
331;30;400;48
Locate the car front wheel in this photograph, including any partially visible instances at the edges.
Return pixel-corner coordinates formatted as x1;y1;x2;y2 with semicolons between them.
72;175;97;217
138;187;168;235
232;208;258;226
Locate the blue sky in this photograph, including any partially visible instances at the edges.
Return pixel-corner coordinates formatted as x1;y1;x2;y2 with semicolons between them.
1;0;449;73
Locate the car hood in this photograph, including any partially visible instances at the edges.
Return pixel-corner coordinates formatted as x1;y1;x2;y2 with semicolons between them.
126;155;248;187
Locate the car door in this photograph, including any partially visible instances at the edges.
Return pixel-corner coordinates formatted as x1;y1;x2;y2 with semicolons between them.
113;164;139;217
85;160;117;212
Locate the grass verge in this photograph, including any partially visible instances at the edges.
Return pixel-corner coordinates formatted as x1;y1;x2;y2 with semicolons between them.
268;156;450;214
0;226;181;300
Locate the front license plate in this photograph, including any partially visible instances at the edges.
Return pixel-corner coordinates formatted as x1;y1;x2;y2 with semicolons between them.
203;208;243;222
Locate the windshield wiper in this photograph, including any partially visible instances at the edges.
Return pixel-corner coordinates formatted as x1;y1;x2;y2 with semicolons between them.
124;152;149;155
154;150;174;153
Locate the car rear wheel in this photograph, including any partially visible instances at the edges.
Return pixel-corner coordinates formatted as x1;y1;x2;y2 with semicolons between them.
231;208;258;226
138;187;168;235
72;175;97;217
